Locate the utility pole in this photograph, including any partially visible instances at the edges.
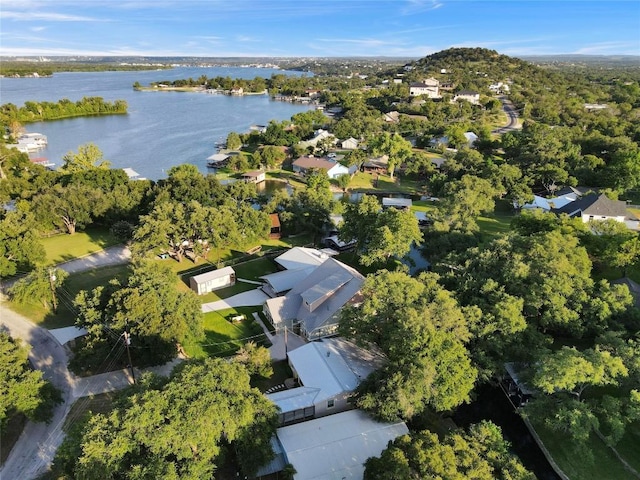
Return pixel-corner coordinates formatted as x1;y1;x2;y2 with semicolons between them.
48;268;57;312
123;330;136;384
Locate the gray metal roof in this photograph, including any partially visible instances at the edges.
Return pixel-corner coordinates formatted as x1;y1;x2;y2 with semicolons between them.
190;266;235;284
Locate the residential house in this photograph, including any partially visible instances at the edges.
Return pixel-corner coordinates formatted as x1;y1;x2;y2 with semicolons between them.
453;89;480;105
240;170;265;184
553;193;627;223
263;258;364;340
298;129;336;150
267;337;385;425
260;247;335;297
292;156;355;179
189;267;236;295
409;77;440;98
517;186;583;211
362;154;389;174
341;137;359;150
255;410;409;480
489;82;510;94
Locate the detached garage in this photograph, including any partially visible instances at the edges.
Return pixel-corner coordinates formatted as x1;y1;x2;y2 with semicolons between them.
190;267;236;295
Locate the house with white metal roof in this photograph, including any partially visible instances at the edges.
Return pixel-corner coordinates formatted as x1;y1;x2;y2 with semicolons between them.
263;258;364;340
267;337;385;425
257;410;408;480
261;247;335;297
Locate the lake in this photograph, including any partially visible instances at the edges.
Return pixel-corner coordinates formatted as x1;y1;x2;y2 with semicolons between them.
0;67;314;180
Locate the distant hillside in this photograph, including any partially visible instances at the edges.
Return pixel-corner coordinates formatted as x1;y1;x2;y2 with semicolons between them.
397;47;551;93
520;54;640;67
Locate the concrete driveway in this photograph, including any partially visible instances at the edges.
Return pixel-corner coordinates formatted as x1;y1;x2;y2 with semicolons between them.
57;245;131;274
201;288;269;313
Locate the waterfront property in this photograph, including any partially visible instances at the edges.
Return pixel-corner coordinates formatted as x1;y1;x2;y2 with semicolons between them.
190;266;236;295
382;197;412;210
206;153;231;167
260;247;335;297
292;156;355;179
240;170;266;183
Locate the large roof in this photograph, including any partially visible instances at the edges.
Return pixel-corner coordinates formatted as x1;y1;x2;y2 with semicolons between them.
293;156;337;171
554;193;627;218
275;247;331;271
276;410;409;480
265;258;364;335
267;338;385;412
261;267;317;295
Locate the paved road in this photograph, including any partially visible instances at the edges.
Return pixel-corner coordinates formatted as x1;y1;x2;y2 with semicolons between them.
0;302;76;480
0;245;137;479
492;95;521;134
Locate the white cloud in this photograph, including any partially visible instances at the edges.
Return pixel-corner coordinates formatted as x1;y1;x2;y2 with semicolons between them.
30;26;46;31
573;42;640;55
1;10;103;21
401;0;443;14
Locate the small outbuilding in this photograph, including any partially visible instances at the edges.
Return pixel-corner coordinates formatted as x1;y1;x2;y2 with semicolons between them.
190;266;236;295
269;213;282;239
241;170;266;184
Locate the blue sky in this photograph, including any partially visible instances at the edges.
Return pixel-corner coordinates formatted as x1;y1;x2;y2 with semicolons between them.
1;0;639;58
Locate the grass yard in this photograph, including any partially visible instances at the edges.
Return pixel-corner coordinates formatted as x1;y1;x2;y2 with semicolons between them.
184;306;268;359
532;421;637;480
7;264;131;329
477;212;514;242
615;423;640;473
347;171;422;194
0;414;26;466
41;228;120;265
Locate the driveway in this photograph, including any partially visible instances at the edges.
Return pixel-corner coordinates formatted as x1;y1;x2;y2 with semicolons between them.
492;95;521;134
57;245;132;274
201;288;269;313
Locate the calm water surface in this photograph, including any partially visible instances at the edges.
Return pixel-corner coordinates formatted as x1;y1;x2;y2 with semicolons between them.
0;67;313;180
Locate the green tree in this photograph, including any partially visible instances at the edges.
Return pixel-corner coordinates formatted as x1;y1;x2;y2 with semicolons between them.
437;175;498;232
532;346;628;402
335;173;351;192
33;183;106;234
0;333;61;429
368;132;413;178
9;267;68;311
365;421;534;480
64;359;277;480
59;143;111;173
226;131;242;150
0;207;45;277
340;196;423;267
341;271;476;420
234;341;273;378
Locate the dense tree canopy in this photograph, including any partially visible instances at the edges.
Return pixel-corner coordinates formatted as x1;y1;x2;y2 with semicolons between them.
58;359;277;480
0;333;60;429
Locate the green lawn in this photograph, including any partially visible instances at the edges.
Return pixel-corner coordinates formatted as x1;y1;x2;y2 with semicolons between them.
41;228;120;265
7;264;131;329
251;359;293;393
184;307;268;358
347;171;421;194
477;212;514;242
615;422;640;473
532;421;637;480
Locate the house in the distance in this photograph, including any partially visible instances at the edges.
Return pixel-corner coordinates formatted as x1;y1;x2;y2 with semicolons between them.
298;129;336;150
263;258;364;340
409;77;440;98
453;89;480;105
340;137;359;150
292;156;355;179
190;266;236;295
267;337;385;425
553;193;627;223
240;170;265;184
361;154;389;174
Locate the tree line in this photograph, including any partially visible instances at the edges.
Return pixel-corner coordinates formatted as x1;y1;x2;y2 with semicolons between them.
1;96;127;126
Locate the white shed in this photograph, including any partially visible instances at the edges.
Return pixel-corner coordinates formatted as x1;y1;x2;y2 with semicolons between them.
190;267;236;295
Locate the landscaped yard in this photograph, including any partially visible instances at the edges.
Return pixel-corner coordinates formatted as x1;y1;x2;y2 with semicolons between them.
184;307;269;359
346;171;422;194
41;228;120;265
